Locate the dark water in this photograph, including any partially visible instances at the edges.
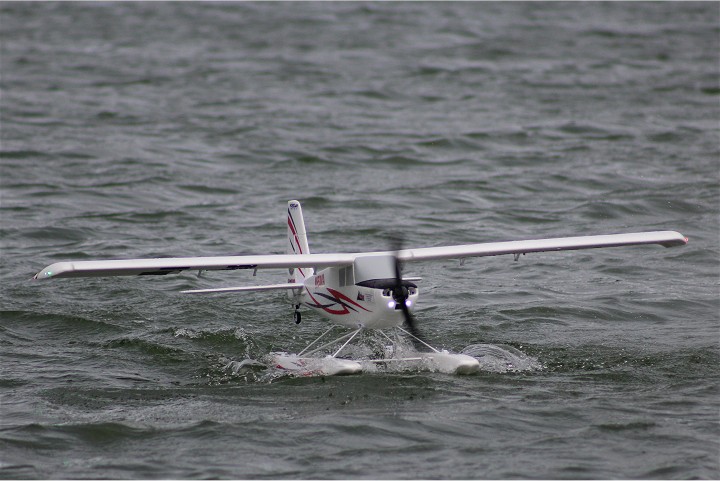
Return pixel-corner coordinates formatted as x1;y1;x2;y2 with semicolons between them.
1;2;719;479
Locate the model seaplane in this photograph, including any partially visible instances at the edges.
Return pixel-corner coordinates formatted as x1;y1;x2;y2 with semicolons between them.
34;200;687;376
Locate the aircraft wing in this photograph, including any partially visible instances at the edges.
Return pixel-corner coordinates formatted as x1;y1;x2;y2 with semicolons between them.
33;253;356;280
395;230;688;263
34;231;686;280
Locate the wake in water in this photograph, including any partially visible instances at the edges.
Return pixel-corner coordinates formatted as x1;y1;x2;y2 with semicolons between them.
213;330;543;382
222;357;271;383
461;343;544;373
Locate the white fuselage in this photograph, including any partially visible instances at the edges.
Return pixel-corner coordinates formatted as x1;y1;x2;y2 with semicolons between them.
294;266;418;329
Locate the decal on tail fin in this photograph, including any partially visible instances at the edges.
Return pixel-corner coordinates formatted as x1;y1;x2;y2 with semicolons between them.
287;200;311;282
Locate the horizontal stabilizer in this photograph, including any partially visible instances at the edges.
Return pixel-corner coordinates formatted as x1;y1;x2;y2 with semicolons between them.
181;283;303;295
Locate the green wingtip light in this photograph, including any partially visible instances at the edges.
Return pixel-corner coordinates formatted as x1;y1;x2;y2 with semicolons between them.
45;271;53;277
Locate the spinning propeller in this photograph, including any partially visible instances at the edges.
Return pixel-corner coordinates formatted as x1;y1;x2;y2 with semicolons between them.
389;235;426;347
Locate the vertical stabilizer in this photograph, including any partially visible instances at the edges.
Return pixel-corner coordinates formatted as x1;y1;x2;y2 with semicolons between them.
287;200;311;282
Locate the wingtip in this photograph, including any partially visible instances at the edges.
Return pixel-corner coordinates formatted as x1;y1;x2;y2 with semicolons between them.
659;231;688;247
33;270;47;280
33;261;70;280
675;231;689;246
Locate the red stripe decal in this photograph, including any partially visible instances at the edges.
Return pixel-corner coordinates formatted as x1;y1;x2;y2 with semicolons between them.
305;288;371;316
287;213;304;254
288;210;306;278
326;288;370;312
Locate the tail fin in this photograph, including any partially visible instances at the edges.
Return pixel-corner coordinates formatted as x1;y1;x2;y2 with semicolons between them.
287;200;311;283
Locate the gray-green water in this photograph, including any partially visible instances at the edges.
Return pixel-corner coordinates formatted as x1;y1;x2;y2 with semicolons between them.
1;2;718;479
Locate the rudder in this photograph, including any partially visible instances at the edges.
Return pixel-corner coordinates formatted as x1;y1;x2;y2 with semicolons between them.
287;200;311;283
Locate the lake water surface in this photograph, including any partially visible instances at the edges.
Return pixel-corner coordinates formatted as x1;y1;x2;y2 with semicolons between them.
1;2;718;479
